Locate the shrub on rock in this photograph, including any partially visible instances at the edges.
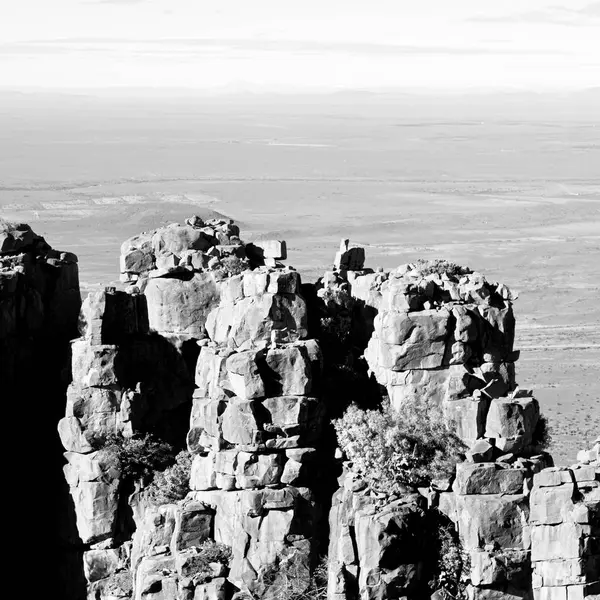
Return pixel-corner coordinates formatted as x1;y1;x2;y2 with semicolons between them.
334;399;466;493
147;450;193;505
96;433;176;482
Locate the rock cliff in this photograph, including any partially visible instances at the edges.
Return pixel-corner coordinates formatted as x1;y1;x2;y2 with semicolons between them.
1;220;82;593
3;217;597;600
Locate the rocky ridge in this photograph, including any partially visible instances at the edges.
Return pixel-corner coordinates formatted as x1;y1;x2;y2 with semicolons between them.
2;216;597;600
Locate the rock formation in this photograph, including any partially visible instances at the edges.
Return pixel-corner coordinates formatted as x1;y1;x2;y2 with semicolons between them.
1;220;82;593
3;216;597;600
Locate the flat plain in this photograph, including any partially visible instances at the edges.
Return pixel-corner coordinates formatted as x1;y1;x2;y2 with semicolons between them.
1;90;598;464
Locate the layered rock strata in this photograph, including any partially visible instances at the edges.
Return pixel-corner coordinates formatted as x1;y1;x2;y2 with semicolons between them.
49;224;599;600
1;221;82;594
59;217;326;599
320;248;598;600
1;221;80;385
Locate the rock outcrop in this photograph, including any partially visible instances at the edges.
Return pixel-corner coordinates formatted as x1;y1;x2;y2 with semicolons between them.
1;221;80;385
1;220;82;594
320;250;597;600
11;216;591;600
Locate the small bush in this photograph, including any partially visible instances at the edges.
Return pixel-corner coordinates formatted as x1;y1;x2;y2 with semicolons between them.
260;557;328;600
190;541;232;585
424;513;470;600
0;218;16;233
532;414;552;451
196;540;232;565
334;399;466;493
98;434;176;482
218;255;249;276
147;450;193;505
412;259;471;279
102;570;133;598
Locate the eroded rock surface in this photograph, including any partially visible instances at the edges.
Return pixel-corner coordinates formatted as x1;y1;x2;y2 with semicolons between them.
47;225;599;600
1;221;82;595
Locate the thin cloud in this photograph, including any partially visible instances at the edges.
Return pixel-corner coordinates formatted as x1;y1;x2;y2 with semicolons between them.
94;0;147;4
469;4;600;26
1;38;567;57
553;2;600;17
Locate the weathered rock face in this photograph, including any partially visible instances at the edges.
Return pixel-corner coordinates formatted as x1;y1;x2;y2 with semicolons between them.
185;330;324;598
58;288;194;456
327;469;428;600
1;221;80;385
60;219;324;600
434;442;599;600
51;224;598;600
319;260;541;463
319;248;597;600
1;221;82;596
529;445;600;600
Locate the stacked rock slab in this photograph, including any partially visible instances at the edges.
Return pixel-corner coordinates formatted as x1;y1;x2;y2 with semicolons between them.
62;217;323;599
130;280;323;599
0;221;80;384
319;258;533;456
328;467;429;600
128;245;323;599
320;247;599;600
438;454;549;599
529;441;599;600
185;267;325;598
1;221;82;595
58;287;197;599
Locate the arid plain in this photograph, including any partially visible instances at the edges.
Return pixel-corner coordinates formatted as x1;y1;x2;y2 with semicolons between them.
1;91;598;464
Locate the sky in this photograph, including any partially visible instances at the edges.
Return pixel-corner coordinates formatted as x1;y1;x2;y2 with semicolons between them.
0;0;599;93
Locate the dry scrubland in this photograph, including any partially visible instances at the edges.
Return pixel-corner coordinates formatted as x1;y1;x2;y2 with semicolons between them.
1;91;598;464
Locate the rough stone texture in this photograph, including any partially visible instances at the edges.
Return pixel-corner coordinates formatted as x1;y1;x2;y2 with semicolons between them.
334;239;365;271
144;272;220;338
327;470;427;600
0;221;80;386
186;337;324;598
49;223;599;600
322;263;521;443
59;289;195;454
529;454;600;599
1;221;83;597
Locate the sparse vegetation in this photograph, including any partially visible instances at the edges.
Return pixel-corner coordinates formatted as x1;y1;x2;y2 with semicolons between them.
146;450;193;505
334;399;466;493
531;413;552;451
0;218;17;233
101;570;133;598
425;513;470;600
218;255;249;276
412;259;471;279
258;557;328;600
187;540;233;585
96;433;177;482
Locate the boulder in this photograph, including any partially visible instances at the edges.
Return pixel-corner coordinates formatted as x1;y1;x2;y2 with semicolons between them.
171;502;213;553
226;351;265;400
354;501;426;599
454;494;530;550
530;523;589;562
485;396;540;453
453;463;526;496
264;345;312;396
70;480;120;544
152;225;215;256
145;272;220;338
369;309;450;371
334;239;365;271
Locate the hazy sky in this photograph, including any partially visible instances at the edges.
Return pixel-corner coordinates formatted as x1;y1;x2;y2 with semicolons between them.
0;0;599;92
